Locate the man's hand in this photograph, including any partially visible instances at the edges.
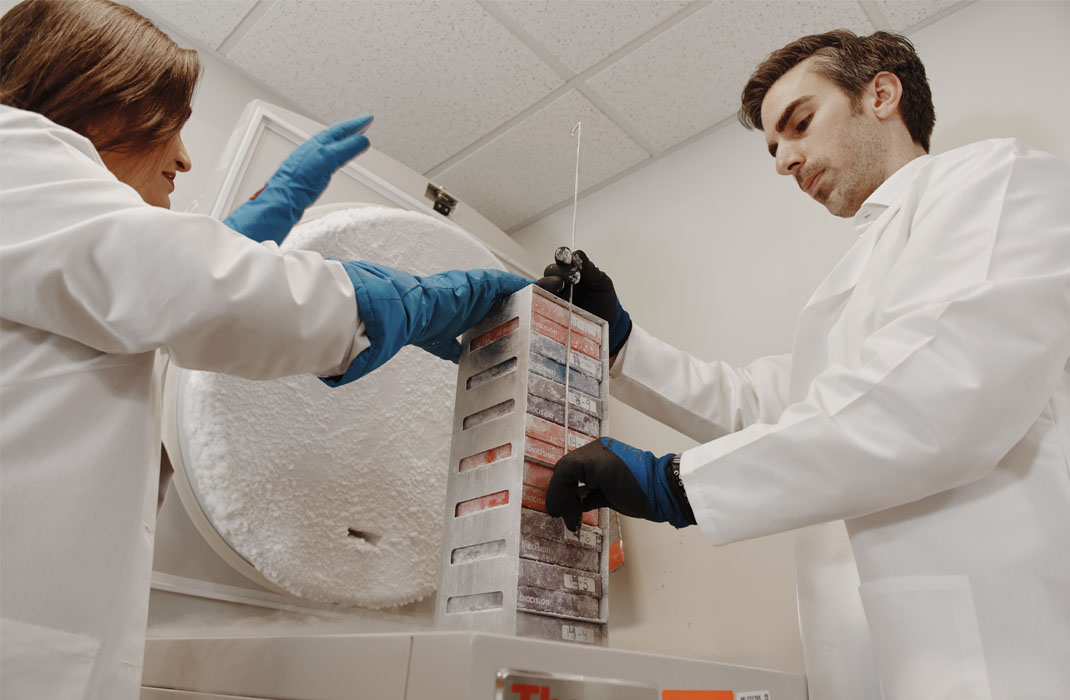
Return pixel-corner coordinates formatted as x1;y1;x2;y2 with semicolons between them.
535;250;631;355
545;437;695;531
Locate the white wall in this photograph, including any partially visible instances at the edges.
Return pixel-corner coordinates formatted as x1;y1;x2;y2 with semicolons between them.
168;45;308;215
511;0;1070;674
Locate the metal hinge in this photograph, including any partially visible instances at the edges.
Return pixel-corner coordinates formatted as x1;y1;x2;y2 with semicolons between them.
425;183;458;217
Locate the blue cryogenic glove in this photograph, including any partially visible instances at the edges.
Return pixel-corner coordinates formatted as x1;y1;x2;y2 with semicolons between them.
322;263;531;386
545;437;696;531
224;115;374;244
535;250;632;355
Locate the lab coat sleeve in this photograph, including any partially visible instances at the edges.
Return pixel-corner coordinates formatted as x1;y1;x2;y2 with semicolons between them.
0;113;368;380
611;325;794;444
682;141;1070;544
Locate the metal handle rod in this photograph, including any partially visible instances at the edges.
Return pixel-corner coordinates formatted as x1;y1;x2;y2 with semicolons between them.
563;122;581;459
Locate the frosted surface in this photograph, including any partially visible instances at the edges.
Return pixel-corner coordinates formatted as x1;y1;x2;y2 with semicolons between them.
178;207;504;607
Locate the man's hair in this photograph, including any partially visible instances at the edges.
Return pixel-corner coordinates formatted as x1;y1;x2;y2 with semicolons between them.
739;30;934;152
0;0;201;154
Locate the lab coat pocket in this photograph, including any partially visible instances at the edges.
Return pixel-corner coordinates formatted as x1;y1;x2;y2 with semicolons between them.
858;575;992;700
1;617;100;700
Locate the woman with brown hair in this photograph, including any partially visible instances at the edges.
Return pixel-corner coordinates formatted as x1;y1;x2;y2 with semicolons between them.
0;2;528;697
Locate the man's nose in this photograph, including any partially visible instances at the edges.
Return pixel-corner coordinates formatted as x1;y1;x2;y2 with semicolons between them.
775;143;803;177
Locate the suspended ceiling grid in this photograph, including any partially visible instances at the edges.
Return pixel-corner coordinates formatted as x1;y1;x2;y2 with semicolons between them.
130;0;971;233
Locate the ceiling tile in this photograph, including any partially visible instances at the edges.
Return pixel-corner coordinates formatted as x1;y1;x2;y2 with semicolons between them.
135;0;257;50
435;90;649;232
493;0;691;75
586;0;874;151
225;0;562;173
874;0;966;32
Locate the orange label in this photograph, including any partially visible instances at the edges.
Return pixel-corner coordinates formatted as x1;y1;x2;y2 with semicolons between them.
523;461;554;490
454;490;509;517
524;435;563;466
532;294;603;343
531;312;601;359
608;538;625;572
459;443;512;472
520;484;598;526
470;317;519;350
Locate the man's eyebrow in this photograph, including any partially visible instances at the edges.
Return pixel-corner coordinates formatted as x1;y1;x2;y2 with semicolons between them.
767;95;814;157
776;95;813;133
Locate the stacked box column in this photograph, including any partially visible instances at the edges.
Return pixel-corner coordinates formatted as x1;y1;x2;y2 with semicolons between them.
435;286;610;645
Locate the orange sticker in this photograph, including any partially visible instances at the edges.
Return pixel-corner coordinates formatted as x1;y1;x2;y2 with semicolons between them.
459;443;512;472
454;490;509;517
531;312;601;359
524;435;563;466
470;317;519;351
521;484;597;526
608;538;625;572
532;293;603;343
523;461;554;490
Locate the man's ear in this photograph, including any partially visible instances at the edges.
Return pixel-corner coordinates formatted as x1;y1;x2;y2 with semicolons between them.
870;71;904;121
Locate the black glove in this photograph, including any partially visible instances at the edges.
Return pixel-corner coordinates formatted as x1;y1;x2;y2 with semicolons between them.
545;437;696;532
535;249;632;355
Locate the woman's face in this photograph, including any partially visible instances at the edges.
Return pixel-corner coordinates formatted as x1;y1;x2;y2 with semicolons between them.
99;132;191;209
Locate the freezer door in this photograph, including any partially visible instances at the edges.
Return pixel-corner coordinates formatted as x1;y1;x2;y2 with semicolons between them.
196;100;537;277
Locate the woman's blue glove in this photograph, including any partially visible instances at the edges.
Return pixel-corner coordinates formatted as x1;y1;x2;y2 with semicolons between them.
224;115;374;244
545;437;696;531
322;262;531;386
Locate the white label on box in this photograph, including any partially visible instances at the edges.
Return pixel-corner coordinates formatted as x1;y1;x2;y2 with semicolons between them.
563;573;597;593
563;527;599;548
737;692;771;700
568;390;599;415
568;350;602;379
561;624;595;644
571;314;601;341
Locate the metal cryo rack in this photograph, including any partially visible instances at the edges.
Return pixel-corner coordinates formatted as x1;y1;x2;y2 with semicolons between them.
435;285;611;645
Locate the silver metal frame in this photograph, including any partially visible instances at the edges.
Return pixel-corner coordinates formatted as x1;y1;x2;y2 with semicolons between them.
435;286;611;643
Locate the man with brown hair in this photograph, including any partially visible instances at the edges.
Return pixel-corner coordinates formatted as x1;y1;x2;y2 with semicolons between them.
740;30;931;218
543;30;1070;699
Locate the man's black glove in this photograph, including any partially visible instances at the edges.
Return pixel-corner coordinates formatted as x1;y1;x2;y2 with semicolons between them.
545;437;696;532
535;249;632;355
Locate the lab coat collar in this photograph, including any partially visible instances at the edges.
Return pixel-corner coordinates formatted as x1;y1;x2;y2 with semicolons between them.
854;154;931;233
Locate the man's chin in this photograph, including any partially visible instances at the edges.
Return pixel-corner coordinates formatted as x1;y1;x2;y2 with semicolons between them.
822;195;860;218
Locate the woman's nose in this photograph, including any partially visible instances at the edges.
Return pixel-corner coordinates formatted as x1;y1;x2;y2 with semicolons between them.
175;136;191;173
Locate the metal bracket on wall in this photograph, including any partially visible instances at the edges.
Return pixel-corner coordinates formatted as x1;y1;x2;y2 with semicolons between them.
425;183;459;216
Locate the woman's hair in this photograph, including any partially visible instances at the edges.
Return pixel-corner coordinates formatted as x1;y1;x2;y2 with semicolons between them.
739;30;934;152
0;0;201;153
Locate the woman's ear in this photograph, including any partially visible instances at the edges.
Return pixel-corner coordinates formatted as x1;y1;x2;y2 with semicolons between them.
84;115;127;153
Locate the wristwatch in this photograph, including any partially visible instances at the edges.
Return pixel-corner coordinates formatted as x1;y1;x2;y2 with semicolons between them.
666;454;697;525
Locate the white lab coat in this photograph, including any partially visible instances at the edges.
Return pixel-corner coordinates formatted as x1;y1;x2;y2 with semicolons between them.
0;106;369;700
610;139;1070;699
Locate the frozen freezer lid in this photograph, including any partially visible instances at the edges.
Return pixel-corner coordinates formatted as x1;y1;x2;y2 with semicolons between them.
164;206;505;608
